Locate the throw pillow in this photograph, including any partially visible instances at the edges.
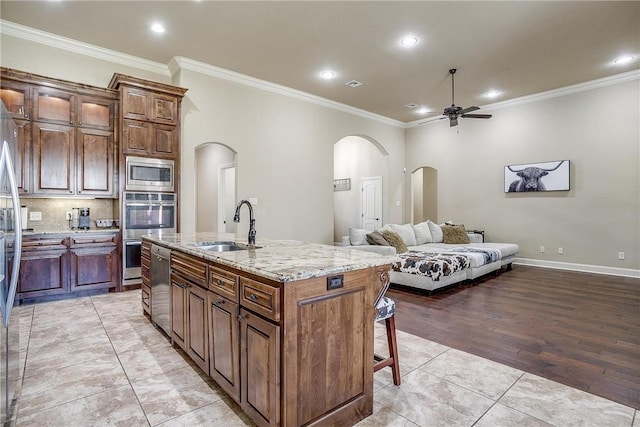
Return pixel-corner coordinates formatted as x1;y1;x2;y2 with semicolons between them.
381;230;408;253
366;230;391;246
442;224;470;244
412;221;433;245
427;220;443;243
349;227;369;246
389;223;417;246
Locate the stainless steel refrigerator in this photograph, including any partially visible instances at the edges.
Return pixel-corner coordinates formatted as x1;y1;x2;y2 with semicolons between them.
0;101;23;425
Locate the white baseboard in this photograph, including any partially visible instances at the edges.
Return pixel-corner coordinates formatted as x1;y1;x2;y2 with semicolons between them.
514;258;640;279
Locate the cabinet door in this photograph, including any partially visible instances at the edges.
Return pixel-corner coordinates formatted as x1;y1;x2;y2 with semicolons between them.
187;283;209;373
77;96;114;130
151;93;179;125
0;80;31;120
151;124;178;158
69;244;118;291
122;119;151;156
121;86;151;121
240;308;280;427
12;119;30;194
32;122;75;195
76;127;114;197
32;87;75;126
17;248;69;298
171;274;188;351
209;292;240;402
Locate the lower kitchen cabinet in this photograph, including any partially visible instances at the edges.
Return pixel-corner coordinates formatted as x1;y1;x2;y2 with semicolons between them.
208;290;240;402
170;273;187;351
16;231;121;302
187;282;209;373
240;308;280;427
69;234;119;292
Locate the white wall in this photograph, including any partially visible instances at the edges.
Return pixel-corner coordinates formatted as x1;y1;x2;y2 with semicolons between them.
195;143;236;232
404;79;640;270
333;136;389;242
174;67;405;244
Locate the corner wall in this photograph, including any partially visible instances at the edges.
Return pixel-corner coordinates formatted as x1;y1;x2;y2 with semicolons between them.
404;78;640;272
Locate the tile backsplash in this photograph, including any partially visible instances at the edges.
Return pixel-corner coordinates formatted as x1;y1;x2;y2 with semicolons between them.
20;198;118;232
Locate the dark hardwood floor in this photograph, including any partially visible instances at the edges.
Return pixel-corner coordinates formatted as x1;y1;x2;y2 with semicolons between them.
388;265;640;409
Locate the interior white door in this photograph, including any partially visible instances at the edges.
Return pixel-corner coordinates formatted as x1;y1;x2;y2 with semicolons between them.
218;164;236;234
361;176;382;231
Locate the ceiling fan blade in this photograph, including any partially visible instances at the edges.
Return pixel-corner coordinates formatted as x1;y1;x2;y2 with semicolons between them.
462;113;492;119
449;117;458;127
459;106;479;115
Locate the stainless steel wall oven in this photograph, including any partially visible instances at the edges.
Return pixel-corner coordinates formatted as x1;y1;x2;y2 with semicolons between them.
122;192;176;285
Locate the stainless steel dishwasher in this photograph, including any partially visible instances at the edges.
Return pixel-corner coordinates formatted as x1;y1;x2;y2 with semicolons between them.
150;244;171;335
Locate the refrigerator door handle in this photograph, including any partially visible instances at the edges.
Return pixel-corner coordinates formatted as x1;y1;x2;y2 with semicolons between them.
0;142;21;326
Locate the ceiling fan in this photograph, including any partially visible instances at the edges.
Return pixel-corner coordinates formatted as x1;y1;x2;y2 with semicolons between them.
442;68;492;127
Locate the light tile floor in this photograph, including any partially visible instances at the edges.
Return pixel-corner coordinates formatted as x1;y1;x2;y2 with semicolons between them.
12;290;638;427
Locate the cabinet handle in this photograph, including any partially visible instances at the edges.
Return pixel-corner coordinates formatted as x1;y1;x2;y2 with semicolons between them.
69;190;73;193
216;279;224;286
70;119;73;124
248;293;258;302
215;298;225;305
237;313;246;321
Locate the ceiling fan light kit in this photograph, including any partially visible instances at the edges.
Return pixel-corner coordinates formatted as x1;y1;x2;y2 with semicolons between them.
442;68;492;127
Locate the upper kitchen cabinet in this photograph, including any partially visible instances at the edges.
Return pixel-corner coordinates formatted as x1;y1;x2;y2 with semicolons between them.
0;67;118;198
109;74;187;160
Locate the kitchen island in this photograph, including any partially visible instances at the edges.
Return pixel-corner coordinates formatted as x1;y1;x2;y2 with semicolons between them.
141;232;396;427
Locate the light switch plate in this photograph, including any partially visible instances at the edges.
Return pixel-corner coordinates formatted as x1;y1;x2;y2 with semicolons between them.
30;211;42;221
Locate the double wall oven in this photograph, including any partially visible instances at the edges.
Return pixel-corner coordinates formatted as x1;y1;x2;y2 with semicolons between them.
122;192;176;285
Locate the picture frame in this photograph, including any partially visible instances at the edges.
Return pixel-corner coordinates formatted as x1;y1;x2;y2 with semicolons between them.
504;160;570;193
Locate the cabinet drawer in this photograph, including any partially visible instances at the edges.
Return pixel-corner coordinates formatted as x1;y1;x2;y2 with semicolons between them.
240;277;280;322
20;237;67;250
70;234;117;246
209;266;238;300
171;251;208;287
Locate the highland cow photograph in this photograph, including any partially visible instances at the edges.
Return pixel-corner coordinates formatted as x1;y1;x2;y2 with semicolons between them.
505;160;570;192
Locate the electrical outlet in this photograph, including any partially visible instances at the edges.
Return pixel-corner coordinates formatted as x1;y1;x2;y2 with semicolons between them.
618;251;625;260
65;211;72;221
540;246;545;253
558;247;564;255
29;211;42;221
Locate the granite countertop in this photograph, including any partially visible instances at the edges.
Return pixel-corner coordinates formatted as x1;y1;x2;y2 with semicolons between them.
142;232;398;283
22;228;120;236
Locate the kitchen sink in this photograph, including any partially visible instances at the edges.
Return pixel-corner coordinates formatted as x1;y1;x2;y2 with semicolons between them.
190;241;261;252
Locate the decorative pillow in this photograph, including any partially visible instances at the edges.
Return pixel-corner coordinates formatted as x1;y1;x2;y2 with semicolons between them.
349;227;369;246
427;220;443;243
412;222;433;245
366;230;390;246
381;230;408;253
442;224;470;244
388;223;417;246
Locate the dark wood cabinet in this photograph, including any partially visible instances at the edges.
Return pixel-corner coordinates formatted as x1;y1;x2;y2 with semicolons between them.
187;282;209;373
17;232;121;302
69;234;119;292
0;67;118;198
109;74;186;161
141;241;151;316
171;274;188;351
208;289;240;401
240;308;280;427
17;237;69;299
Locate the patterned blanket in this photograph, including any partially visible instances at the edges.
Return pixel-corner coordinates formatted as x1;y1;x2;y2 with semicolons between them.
392;251;470;281
442;247;501;265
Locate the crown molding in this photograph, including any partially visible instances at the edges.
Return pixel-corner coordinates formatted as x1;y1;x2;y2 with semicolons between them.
169;56;404;128
514;258;640;279
406;68;640;129
0;20;170;77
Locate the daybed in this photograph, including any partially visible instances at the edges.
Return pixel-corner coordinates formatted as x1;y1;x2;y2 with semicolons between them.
345;221;519;293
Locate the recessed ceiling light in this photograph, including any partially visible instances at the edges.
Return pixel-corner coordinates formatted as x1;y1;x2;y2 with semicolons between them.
400;36;418;47
416;107;429;114
320;70;336;79
484;90;501;98
404;103;419;109
614;55;635;65
151;23;165;33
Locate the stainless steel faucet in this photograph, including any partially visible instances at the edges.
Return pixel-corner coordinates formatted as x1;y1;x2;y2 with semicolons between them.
233;200;256;246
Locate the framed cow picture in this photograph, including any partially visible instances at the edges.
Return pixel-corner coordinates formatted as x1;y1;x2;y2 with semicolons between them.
504;160;570;193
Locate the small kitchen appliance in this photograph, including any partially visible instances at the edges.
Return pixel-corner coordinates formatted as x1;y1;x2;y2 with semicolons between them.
78;208;90;229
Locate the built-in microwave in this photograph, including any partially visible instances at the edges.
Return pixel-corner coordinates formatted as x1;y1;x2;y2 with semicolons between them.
125;156;174;192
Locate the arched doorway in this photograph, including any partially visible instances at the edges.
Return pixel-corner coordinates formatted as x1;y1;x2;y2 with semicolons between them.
411;166;438;223
195;142;237;233
333;135;389;243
